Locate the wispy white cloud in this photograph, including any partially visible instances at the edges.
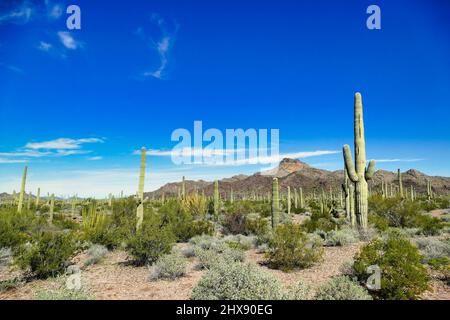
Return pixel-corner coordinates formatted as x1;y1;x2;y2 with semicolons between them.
374;158;424;163
0;1;33;25
37;41;52;52
0;138;104;164
25;138;103;150
47;3;62;19
87;156;103;161
0;62;24;74
0;158;28;164
138;14;177;79
57;31;83;50
136;147;339;166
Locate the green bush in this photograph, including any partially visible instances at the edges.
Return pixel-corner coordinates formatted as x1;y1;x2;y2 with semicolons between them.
191;261;283;300
353;232;429;300
127;215;176;265
194;242;245;269
414;238;450;263
314;276;372;300
282;281;313;300
149;252;188;281
266;224;323;271
14;231;77;279
0;209;46;249
324;228;359;246
34;287;93;300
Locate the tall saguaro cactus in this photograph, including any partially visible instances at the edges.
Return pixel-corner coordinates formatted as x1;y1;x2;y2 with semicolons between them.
271;178;280;229
35;188;40;207
213;180;220;217
136;147;146;230
17;166;28;213
342;167;356;226
287;186;291;215
49;194;55;223
299;187;304;209
343;92;376;229
398;169;404;198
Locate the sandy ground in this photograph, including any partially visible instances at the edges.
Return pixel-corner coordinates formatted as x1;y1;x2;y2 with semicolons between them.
1;240;448;300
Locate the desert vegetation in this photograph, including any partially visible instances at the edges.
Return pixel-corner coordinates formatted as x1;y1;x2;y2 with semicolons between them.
0;93;449;300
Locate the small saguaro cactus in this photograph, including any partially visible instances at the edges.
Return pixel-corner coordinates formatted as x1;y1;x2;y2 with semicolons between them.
230;188;234;203
271;178;280;229
35;188;40;207
410;185;415;201
49;194;55;223
398;169;404;198
213;180;219;217
343;92;376;230
17;166;28;213
136;147;146;230
299;187;304;209
294;188;298;209
182;176;186;200
287;186;291;215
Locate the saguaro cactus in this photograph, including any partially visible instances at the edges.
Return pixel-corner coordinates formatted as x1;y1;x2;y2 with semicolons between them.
230;188;234;203
17;166;27;213
49;194;55;223
398;169;404;198
294;188;298;209
35;188;40;207
271;178;280;229
136;147;146;230
343;92;376;229
299;187;304;209
342;167;356;226
182;176;186;200
287;186;291;215
213;180;219;218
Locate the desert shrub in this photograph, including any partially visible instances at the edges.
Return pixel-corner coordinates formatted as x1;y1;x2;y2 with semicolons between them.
314;276;372;300
81;204;116;248
301;205;338;233
353;231;429;300
126;215;176;265
324;228;359;246
33;287;93;300
0;209;46;249
109;198;138;244
52;214;79;230
0;277;25;293
358;227;379;241
180;246;196;258
413;238;450;262
189;235;220;250
159;200;214;241
0;247;12;267
194;242;245;270
191;261;283;300
221;211;248;235
266;224;323;271
245;215;270;237
84;244;108;266
149;252;187;281
282;281;313;300
222;234;256;251
14;231;77;279
369;195;446;234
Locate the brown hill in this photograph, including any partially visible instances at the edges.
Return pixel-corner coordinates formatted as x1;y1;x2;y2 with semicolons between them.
147;159;450;198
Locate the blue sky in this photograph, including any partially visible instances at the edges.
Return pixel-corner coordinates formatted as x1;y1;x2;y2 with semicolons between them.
0;0;449;197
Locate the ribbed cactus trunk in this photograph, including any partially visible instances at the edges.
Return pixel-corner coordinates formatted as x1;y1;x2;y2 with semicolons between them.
17;166;27;213
213;180;219;218
35;188;40;207
427;180;432;200
343;93;376;230
294;188;298;209
287;186;291;215
230;188;234;203
49;194;54;223
271;178;279;229
299;187;304;209
398;169;404;198
410;185;415;201
27;192;31;210
182;176;186;200
136;147;146;230
342;167;356;227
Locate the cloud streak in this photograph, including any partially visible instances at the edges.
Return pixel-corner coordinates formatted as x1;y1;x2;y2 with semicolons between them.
138;14;177;79
374;158;424;163
57;31;83;50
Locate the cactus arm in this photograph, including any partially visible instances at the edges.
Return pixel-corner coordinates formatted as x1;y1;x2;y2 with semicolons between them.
343;145;359;182
365;160;376;180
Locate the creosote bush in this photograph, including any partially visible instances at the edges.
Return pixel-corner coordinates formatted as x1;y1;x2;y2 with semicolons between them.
324;228;359;246
127;215;176;266
314;276;372;300
194;242;245;270
266;224;323;271
14;231;77;279
149;252;188;281
353;231;429;300
191;260;284;300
